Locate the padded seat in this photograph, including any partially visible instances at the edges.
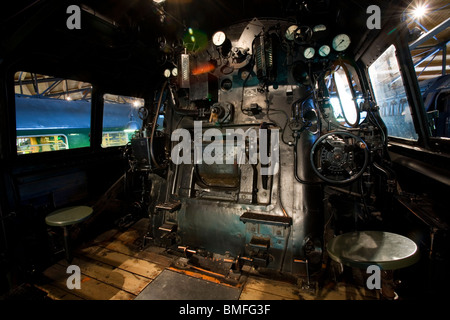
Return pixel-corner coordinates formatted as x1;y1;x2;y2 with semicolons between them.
45;206;93;262
327;231;419;270
327;231;419;299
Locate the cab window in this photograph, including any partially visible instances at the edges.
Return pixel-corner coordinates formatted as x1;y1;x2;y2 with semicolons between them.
368;45;419;141
14;71;92;154
101;94;144;148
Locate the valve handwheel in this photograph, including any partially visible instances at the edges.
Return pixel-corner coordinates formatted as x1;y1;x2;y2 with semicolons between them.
310;131;369;184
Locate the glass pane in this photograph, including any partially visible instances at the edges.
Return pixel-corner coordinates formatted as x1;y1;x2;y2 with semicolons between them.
406;4;449;138
368;45;418;140
334;68;358;125
102;94;144;148
15;71;92;155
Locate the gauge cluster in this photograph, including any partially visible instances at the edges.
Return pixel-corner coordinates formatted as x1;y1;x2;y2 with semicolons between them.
158;19;353;88
156;18;356;114
207;22;351;68
282;24;351;62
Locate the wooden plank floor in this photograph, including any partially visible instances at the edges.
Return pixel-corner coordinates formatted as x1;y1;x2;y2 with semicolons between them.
35;218;379;300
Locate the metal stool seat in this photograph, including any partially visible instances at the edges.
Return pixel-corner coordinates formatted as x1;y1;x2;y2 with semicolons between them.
327;231;420;299
45;206;93;262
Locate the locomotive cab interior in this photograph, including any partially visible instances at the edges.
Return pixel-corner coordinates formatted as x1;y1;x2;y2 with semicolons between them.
0;0;449;303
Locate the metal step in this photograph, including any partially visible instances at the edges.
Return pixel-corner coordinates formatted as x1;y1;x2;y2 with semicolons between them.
240;211;292;227
158;223;177;233
155;200;181;212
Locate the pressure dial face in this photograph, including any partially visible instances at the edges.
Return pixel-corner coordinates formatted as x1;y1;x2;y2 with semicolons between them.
313;24;327;32
171;68;178;77
319;45;330;57
212;31;226;46
285;25;299;41
332;34;351;52
163;69;171;78
304;47;315;59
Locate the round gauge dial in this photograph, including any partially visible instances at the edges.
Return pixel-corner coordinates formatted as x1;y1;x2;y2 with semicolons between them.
313;24;327;32
212;31;226;46
163;69;171;78
332;34;351;52
318;45;330;57
171;68;178;77
304;47;315;59
285;25;299;41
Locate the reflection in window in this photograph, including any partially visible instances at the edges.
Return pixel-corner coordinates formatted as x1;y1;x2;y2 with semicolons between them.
102;94;144;148
17;135;69;154
368;45;418;140
14;71;92;155
334;68;358;125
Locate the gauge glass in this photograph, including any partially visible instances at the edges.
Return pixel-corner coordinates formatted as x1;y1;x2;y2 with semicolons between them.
285;25;299;41
212;31;226;46
304;47;315;59
332;34;351;52
319;45;330;57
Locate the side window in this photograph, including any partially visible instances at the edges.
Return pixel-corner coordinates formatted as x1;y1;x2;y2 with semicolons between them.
102;94;144;148
15;71;92;154
368;45;419;140
407;9;449;138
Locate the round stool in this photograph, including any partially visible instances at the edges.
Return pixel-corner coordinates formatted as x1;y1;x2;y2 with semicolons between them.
45;206;93;262
327;231;420;299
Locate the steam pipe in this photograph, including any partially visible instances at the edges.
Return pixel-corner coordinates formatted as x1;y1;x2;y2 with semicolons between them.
293;132;322;185
150;81;168;169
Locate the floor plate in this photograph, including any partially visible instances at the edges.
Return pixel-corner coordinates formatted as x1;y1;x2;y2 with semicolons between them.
135;269;240;300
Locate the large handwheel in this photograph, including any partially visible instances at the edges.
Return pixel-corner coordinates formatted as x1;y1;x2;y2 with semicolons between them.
310;131;369;184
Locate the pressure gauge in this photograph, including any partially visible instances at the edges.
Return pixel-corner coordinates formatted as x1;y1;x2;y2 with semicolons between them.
318;45;330;57
304;47;315;59
171;68;178;77
212;31;226;46
332;34;351;52
313;24;327;32
163;69;171;78
285;25;299;41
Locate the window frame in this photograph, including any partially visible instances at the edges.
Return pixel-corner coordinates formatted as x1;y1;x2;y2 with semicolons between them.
326;60;364;128
365;27;450;154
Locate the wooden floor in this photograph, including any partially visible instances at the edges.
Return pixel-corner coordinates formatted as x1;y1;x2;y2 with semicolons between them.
35;218;380;300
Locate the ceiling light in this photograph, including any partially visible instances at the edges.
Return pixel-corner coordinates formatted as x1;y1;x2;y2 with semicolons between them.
412;4;427;19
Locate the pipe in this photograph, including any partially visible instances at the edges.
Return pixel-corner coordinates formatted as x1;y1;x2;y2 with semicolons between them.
293;133;322;185
150;82;168;169
167;85;198;117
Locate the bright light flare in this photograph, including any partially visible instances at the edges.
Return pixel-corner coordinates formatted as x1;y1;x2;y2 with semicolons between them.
412;4;428;19
191;62;216;75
